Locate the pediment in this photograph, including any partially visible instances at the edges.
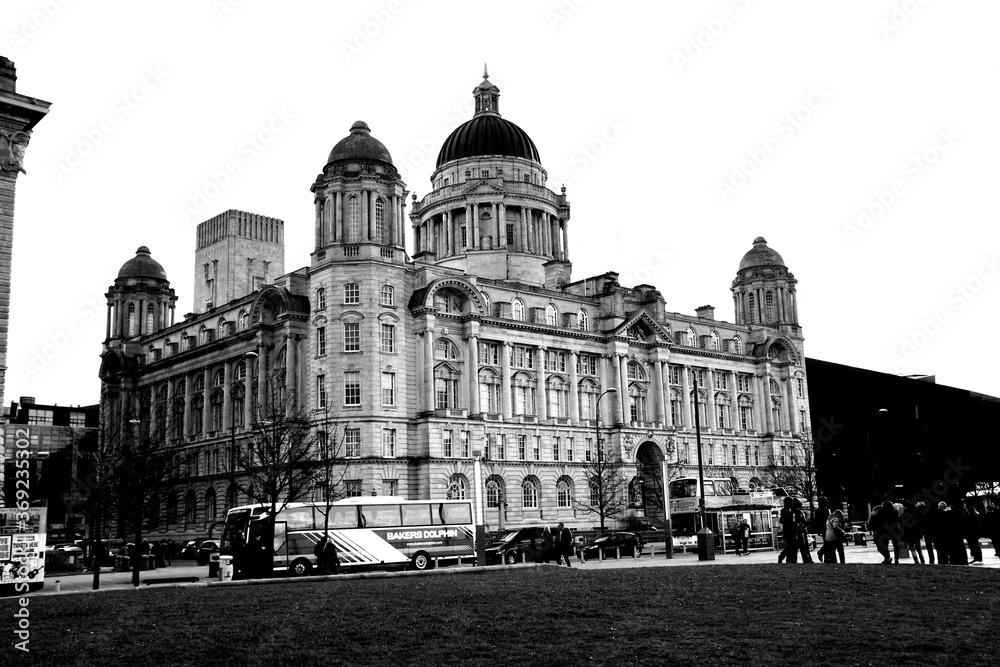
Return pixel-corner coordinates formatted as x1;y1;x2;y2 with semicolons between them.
611;309;672;344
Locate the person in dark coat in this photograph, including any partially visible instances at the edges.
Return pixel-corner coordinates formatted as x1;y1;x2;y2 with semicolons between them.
557;523;574;567
729;521;743;556
984;506;1000;558
814;497;831;562
778;497;799;563
872;501;901;564
918;502;937;564
961;500;983;564
900;500;925;564
793;499;815;563
938;502;965;565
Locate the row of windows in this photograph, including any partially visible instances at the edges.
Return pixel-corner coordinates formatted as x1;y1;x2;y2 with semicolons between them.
316;322;397;356
316;284;395;310
147;313;253;362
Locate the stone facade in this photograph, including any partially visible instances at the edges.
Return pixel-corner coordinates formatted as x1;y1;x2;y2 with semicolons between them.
99;72;811;541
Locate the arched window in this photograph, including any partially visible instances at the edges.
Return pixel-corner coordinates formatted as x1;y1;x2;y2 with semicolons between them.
715;392;731;429
577;308;589;331
686;327;696;346
511;372;537;416
166;492;178;526
226;484;238;509
628;384;647;423
764;291;775;323
627;361;644;381
486;478;503;508
589;480;600;507
480;292;490;316
748;293;757;324
375;197;385;242
578;379;599;421
238;310;249;331
204;487;217;521
546;377;569;418
448;474;468;500
347;195;360;242
545;304;557;326
732;335;743;355
557;478;573;508
435;338;459;360
146;304;155;333
521;478;538;508
479;369;502;414
435;366;461;409
511;298;525;322
738;394;754;431
127;303;137;336
210;388;224;432
316;288;326;310
710;331;721;351
669;388;683;427
689;389;707;425
771;398;783;431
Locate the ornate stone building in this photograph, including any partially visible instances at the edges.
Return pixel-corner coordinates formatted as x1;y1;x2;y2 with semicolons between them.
99;71;811;539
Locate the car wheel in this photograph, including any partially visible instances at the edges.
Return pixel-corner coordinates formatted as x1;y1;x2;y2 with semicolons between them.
504;551;519;566
288;558;312;577
633;546;642;558
411;551;432;571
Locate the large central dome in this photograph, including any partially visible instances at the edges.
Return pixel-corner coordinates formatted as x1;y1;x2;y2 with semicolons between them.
435;68;540;168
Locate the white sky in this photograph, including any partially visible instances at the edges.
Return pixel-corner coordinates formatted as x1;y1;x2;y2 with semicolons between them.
3;0;999;407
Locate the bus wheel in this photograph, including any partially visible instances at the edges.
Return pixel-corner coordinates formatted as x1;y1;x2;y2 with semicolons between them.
411;552;432;571
289;558;312;577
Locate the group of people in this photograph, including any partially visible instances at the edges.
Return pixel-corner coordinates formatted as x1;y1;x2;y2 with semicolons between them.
777;497;817;563
728;519;752;555
866;498;996;565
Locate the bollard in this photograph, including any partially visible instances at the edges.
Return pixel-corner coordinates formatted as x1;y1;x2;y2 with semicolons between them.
599;549;604;561
55;580;61;593
615;546;620;560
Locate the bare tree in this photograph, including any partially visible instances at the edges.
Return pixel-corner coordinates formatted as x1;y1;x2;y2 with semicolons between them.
763;438;820;516
576;441;627;533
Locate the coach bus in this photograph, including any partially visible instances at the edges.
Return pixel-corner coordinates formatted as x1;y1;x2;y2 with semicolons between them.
667;477;781;551
220;497;475;576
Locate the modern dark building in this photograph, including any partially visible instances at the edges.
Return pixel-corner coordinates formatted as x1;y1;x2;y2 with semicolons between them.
807;358;1000;520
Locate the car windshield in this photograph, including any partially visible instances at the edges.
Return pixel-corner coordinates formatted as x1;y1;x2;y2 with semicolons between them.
496;531;520;544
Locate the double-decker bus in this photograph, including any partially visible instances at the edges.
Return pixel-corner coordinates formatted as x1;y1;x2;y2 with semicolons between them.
221;497;475;576
667;477;781;551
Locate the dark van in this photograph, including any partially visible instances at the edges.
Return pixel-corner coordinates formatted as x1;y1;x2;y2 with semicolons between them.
485;526;559;565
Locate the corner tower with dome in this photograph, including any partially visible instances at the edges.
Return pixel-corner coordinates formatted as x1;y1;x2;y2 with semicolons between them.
96;70;813;546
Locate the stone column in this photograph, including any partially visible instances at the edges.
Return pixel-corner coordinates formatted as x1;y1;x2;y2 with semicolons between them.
165;378;174;439
729;371;738;430
562;220;569;260
286;331;297;415
568;351;579;425
466;333;479;415
652;359;665;424
500;341;513;419
662;362;674;428
706;368;717;430
424;323;436;413
335;192;344;242
256;343;266;420
223;358;233;431
598;354;610;424
465;204;473;251
762;370;774;434
498;203;506;245
472;203;480;249
520;207;528;252
680;364;691;428
617;354;628;423
537;346;548;421
183;371;193;437
201;368;211;435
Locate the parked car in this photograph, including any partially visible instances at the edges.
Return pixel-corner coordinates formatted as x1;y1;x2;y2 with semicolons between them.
577;532;643;560
485;526;559;565
196;540;220;566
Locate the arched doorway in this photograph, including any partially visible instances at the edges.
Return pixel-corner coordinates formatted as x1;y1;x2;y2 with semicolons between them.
635;441;666;524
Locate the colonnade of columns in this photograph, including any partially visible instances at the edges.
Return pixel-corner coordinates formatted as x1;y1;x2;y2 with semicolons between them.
107;297;175;339
734;285;797;325
316;190;406;247
414;203;568;259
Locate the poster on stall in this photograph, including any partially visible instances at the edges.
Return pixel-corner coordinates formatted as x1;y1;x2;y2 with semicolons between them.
0;508;47;586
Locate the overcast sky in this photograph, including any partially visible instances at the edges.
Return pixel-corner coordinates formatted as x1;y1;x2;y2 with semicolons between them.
3;0;999;407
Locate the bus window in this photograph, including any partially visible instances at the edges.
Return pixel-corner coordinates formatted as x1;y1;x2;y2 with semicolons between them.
429;505;444;525
441;503;472;525
361;504;402;528
278;507;315;531
323;505;358;529
401;504;432;526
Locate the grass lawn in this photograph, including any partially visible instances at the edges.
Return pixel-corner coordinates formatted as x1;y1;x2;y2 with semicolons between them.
3;564;997;666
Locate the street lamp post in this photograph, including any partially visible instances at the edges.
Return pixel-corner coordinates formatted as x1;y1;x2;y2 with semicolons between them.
691;371;714;561
595;387;618;534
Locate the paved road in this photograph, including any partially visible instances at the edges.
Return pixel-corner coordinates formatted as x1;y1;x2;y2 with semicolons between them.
22;541;999;597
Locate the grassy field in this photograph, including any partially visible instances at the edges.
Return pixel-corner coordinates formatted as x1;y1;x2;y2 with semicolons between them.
2;564;997;666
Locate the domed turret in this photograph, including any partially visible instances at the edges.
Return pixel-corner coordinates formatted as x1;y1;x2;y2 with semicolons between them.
327;121;393;166
118;246;168;281
732;237;798;328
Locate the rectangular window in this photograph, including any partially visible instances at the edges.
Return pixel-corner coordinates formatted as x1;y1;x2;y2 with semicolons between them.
381;323;396;353
317;326;326;356
460;227;468;248
344;322;360;352
576;353;597;376
692;368;705;387
506;223;515;245
739;405;752;430
345;428;360;458
381;372;395;406
478;341;500;365
346;480;362;497
316;374;327;409
585;437;593;462
799;409;807;432
497;434;506;461
68;412;87;427
518;434;527;460
382;480;397;497
737;374;752;393
567;437;574;462
715;371;729;391
510;345;534;369
344;283;360;304
27;409;54;425
669;365;681;385
380;285;394;306
533;435;541;461
796;377;805;398
546;351;567;372
706;445;714;466
553;437;560;462
436;377;459;409
485;433;494;460
317;289;326;310
460;431;470;458
443;430;453;458
731;445;738;466
344;372;361;406
754;446;761;467
382;429;396;457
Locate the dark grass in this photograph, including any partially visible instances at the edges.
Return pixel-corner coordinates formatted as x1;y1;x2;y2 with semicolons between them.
2;564;997;666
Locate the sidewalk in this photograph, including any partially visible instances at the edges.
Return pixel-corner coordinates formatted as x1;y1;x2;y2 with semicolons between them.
36;562;210;595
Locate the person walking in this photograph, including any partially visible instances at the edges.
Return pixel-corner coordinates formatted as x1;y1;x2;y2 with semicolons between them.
557;523;574;567
984;506;1000;559
937;502;965;564
778;497;799;563
900;500;925;564
793;499;815;563
814;497;831;562
918;502;937;564
739;519;751;555
824;509;847;563
873;500;902;564
729;521;743;556
962;500;983;564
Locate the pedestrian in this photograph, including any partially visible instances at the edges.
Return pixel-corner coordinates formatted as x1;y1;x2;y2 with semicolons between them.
825;509;847;563
961;500;983;564
557;522;574;567
153;540;166;569
540;525;554;563
739;519;751;555
984;506;1000;558
873;500;901;564
932;502;953;564
778;497;799;563
165;538;174;566
918;502;936;564
793;499;815;563
814;497;831;562
729;520;743;555
900;500;925;564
